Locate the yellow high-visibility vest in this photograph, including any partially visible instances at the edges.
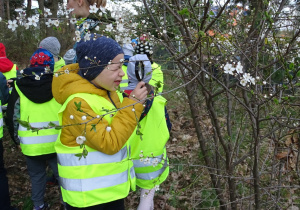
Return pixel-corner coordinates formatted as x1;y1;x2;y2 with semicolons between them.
55;93;135;207
15;83;61;156
149;62;164;93
119;65;129;91
129;95;170;189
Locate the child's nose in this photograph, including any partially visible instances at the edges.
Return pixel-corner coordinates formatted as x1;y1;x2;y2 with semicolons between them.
119;68;125;77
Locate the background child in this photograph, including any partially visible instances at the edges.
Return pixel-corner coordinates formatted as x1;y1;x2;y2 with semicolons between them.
6;48;61;210
63;49;76;65
125;54;171;210
52;35;148;209
39;37;65;72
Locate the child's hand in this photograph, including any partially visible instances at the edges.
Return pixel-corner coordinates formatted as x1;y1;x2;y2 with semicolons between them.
130;81;148;104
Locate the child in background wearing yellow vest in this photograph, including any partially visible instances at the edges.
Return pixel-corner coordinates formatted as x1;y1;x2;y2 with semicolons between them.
124;54;172;210
39;37;66;72
6;49;61;210
52;36;148;209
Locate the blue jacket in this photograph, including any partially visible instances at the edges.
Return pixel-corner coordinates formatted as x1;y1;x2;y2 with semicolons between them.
0;72;9;105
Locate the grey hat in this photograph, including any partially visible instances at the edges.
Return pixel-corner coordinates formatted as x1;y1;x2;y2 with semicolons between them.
39;37;61;57
63;49;76;65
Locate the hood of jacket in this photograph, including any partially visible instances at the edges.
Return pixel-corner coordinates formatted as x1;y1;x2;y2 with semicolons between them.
52;63;111;105
0;57;14;73
16;67;53;103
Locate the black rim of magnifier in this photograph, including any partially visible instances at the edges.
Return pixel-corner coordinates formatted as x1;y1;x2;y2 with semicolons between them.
135;61;145;82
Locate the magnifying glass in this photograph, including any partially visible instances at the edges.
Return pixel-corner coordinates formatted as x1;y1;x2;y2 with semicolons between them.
135;61;145;82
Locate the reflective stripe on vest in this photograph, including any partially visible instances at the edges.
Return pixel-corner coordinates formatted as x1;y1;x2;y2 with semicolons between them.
56;93;135;207
15;83;61;156
128;96;170;189
149;62;164;93
120;65;128;90
0;101;3;138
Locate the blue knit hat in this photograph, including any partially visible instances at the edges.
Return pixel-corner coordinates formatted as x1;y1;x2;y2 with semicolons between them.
77;36;124;81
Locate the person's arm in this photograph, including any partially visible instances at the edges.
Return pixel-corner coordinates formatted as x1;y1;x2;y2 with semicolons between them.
0;73;9;105
6;87;20;145
61;97;144;155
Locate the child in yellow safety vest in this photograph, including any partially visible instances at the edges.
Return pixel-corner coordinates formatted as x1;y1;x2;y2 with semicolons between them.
52;35;148;209
124;54;172;210
6;48;61;210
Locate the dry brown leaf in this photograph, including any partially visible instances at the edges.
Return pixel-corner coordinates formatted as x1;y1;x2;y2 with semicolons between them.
276;151;289;160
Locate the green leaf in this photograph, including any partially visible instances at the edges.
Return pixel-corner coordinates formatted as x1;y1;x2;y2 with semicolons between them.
177;8;189;16
273;98;279;105
75;153;83;160
83;148;88;158
74;101;82;112
17;119;31;129
90;124;97;132
48;122;58;127
54;126;62;130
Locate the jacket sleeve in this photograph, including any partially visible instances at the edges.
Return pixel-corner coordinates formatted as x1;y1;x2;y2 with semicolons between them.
0;73;9;105
60;97;144;155
6;87;20;145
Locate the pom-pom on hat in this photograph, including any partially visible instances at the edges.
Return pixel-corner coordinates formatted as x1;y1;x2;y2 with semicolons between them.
30;48;55;71
39;37;61;57
77;35;124;81
63;49;76;65
0;43;7;57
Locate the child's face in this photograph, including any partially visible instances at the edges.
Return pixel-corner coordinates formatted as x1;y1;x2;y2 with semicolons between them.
67;0;88;18
91;54;125;91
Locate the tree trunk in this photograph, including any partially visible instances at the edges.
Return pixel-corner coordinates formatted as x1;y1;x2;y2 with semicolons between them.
6;0;10;20
0;0;4;20
26;0;32;17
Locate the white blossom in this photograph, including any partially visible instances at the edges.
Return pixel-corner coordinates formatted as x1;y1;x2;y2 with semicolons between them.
76;136;86;145
82;22;90;30
27;16;38;27
235;62;243;74
152;158;159;167
240;79;247;86
143;157;151;164
224;63;234;75
8;20;18;31
89;4;98;14
123;37;131;44
45;19;52;28
106;126;111;132
70;18;77;25
154;185;160;191
35;75;40;80
44;8;52;17
84;32;91;41
263;81;267;85
81;116;87;121
105;24;113;32
95;25;100;31
70;115;74;120
52;19;60;27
